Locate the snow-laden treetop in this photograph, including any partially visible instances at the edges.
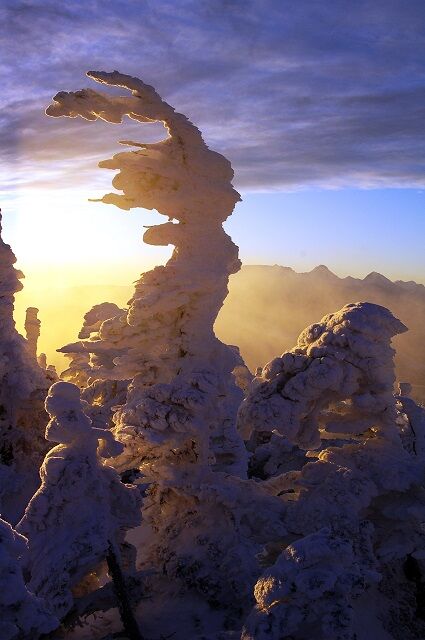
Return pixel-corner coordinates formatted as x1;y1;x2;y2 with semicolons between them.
46;71;247;480
238;302;408;450
46;70;240;230
0;210;24;335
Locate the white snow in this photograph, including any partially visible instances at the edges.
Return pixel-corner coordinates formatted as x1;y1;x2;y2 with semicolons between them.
1;73;424;640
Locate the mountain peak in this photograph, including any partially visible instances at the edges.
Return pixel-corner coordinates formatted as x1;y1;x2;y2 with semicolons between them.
364;271;392;286
310;265;336;277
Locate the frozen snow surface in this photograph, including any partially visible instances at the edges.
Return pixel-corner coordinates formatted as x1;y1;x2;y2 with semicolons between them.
1;74;425;639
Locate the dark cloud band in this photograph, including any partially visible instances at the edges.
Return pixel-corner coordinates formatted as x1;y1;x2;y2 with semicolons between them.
1;0;425;193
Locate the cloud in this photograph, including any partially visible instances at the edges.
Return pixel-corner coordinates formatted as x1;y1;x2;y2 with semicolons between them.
1;0;425;194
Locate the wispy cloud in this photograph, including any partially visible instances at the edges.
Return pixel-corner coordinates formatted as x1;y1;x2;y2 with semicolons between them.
2;0;425;194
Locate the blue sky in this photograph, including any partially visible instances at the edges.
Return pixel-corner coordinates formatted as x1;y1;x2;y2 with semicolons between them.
227;189;425;281
1;0;425;282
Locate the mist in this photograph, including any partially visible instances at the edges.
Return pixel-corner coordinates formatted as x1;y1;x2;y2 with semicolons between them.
14;264;425;403
14;282;133;372
216;265;425;402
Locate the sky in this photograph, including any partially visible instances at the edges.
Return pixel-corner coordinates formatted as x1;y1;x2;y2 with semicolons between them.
1;0;425;293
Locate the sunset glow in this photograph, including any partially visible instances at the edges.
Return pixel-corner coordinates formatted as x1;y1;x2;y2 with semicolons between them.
2;3;425;638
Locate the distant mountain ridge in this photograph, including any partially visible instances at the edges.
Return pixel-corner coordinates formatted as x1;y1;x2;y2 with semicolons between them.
215;264;425;402
243;263;425;293
16;265;425;402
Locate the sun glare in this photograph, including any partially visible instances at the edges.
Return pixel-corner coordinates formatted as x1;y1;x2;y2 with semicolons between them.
9;189;172;372
14;191;113;265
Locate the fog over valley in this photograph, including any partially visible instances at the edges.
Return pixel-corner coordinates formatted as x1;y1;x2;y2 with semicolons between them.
15;264;425;403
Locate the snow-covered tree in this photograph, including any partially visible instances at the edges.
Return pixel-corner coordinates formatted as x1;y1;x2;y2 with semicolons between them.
17;381;142;620
59;302;128;430
239;302;425;640
44;72;425;639
59;302;125;388
396;382;425;456
0;516;57;640
46;71;248;477
24;307;40;359
0;210;54;523
43;71;279;634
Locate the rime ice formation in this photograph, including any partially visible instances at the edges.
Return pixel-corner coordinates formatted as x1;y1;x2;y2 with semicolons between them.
0;517;57;640
37;352;47;370
247;429;307;480
47;71;247;477
135;467;287;636
0;210;24;334
59;302;128;430
59;302;125;387
218;264;425;404
238;302;407;450
45;71;425;638
396;384;425;457
24;307;40;358
27;72;425;638
239;303;425;640
44;70;268;633
17;381;141;619
0;211;52;523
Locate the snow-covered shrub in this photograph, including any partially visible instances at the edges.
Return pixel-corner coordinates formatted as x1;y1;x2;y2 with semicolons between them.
17;381;141;619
